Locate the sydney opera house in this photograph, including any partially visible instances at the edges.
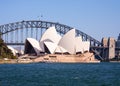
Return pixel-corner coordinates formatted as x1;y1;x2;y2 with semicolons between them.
24;26;90;55
8;26;99;63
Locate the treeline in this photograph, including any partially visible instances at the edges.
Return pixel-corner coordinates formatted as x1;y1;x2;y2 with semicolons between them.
0;38;16;59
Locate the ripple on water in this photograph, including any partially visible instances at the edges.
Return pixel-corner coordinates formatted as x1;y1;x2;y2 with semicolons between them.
0;63;120;86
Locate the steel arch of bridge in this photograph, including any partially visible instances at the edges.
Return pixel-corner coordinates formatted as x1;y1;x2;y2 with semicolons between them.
0;20;101;46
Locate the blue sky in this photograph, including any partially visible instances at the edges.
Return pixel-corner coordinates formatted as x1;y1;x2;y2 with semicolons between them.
0;0;120;41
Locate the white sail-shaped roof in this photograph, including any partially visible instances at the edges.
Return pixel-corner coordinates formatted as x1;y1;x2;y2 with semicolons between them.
7;46;18;56
75;36;83;53
44;41;68;54
14;47;24;55
55;46;68;53
58;29;76;54
82;41;90;52
44;41;57;54
40;26;61;52
25;38;41;55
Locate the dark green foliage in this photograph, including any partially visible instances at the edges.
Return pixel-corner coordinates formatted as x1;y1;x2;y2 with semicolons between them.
0;38;16;59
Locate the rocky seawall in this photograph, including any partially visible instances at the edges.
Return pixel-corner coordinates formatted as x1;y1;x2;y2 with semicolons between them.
34;52;100;63
0;52;100;64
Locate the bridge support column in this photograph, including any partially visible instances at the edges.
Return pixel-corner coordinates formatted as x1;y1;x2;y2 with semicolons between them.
102;37;115;61
101;38;109;60
108;37;115;59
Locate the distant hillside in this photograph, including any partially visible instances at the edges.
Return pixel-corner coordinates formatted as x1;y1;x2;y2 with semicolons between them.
0;38;16;59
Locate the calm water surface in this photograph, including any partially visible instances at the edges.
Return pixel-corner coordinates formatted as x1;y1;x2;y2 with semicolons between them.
0;62;120;86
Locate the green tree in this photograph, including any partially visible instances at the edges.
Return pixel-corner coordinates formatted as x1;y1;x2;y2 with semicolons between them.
0;37;16;59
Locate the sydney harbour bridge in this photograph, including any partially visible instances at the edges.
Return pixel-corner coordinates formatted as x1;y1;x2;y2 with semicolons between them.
1;20;117;60
0;20;101;47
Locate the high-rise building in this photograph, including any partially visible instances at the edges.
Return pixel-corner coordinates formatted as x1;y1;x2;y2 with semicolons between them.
116;33;120;48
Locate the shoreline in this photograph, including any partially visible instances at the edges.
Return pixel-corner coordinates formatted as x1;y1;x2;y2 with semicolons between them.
0;53;120;64
0;59;120;64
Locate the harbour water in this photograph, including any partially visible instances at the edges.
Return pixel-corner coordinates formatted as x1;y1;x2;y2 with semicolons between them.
0;63;120;86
